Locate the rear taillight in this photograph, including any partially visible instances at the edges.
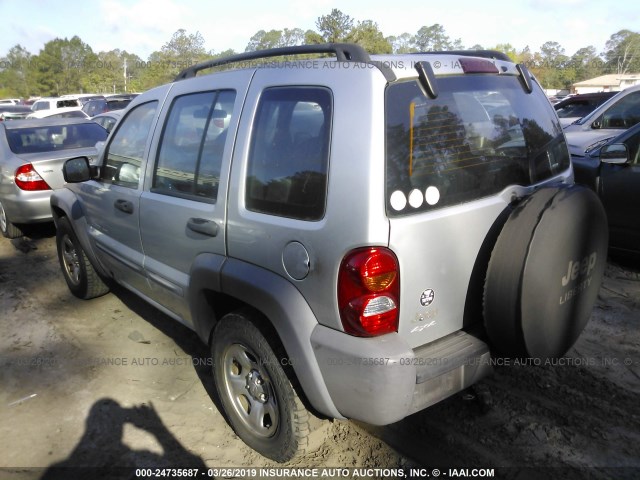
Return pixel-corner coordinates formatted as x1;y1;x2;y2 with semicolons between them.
338;247;400;337
15;164;51;191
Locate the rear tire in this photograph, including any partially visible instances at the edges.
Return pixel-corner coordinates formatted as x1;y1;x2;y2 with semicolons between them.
56;216;109;299
0;200;23;239
211;309;324;462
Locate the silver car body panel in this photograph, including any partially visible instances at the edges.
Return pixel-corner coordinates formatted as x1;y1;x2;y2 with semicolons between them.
226;65;390;331
0;120;104;224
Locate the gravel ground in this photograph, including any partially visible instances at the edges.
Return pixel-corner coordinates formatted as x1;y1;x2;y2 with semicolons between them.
1;227;639;480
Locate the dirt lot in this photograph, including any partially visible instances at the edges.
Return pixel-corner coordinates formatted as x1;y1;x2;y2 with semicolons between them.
1;226;639;480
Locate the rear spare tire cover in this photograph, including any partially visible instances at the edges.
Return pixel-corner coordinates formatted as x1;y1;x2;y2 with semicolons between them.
483;185;608;359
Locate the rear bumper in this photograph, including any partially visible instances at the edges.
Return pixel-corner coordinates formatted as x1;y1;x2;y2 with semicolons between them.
311;326;492;425
0;189;53;224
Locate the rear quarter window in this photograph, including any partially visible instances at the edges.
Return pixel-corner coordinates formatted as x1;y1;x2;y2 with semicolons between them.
245;86;332;221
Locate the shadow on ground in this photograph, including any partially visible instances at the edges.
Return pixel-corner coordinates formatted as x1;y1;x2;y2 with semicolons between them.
40;398;207;479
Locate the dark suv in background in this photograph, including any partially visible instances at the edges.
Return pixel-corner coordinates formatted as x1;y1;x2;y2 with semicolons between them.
81;94;138;117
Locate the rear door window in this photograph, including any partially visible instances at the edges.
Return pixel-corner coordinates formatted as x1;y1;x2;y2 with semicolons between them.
153;89;236;202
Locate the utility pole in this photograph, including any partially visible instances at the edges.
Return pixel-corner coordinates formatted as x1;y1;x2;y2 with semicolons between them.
123;58;127;93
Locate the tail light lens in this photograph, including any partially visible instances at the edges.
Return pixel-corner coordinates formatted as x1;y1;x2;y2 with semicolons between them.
338;247;400;337
15;164;51;191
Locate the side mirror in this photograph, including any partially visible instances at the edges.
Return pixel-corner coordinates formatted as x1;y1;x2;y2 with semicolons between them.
591;116;602;129
600;143;629;165
63;157;93;183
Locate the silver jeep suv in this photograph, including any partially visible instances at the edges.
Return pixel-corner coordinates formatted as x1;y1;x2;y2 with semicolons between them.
51;44;608;462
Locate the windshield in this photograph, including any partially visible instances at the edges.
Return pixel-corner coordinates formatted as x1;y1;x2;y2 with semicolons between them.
385;75;569;215
6;123;108;154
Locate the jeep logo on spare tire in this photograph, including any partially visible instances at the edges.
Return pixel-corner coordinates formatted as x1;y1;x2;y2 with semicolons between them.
560;252;598;306
483;185;608;360
561;252;597;287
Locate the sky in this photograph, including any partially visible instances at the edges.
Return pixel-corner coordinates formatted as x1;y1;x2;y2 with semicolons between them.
0;0;638;60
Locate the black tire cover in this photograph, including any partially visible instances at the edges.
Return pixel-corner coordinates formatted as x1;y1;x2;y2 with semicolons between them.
483;185;608;359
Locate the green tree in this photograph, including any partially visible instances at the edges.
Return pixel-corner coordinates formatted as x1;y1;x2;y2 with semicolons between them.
604;30;640;74
246;30;283;51
570;46;604;83
281;28;306;48
346;20;392;53
414;24;463;51
304;29;325;45
30;36;96;95
316;9;354;43
0;44;33;98
138;29;209;89
245;28;306;51
531;41;573;89
81;50;144;94
493;43;518;62
387;33;416;54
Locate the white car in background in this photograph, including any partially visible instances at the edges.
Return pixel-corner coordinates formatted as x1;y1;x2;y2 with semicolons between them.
27;97;83;119
0;98;22;105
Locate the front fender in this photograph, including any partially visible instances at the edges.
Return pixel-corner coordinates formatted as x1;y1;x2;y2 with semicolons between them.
50;189;110;279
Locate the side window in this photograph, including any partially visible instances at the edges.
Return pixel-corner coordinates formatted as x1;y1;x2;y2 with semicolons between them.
153;90;236;202
602;91;640;129
102;101;158;188
246;87;332;221
33;101;49;111
624;129;640;165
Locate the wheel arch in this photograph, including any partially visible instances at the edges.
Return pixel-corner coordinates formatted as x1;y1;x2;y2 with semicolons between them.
189;254;342;420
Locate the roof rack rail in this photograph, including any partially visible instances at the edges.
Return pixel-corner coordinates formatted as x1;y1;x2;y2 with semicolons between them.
175;43;374;81
417;50;512;62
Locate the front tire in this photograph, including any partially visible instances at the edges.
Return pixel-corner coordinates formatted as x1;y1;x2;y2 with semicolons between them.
56;216;109;299
211;310;322;462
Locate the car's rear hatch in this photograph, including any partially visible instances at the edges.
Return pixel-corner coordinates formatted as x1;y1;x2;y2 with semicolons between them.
385;61;571;348
16;148;101;189
5;121;107;189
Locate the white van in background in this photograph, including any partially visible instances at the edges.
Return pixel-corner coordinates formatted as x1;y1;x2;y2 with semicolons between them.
27;97;83;119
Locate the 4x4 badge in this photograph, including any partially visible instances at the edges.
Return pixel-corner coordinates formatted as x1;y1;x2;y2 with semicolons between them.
420;289;435;307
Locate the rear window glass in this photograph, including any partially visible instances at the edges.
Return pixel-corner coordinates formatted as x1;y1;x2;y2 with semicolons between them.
385;75;569;215
6;123;109;154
